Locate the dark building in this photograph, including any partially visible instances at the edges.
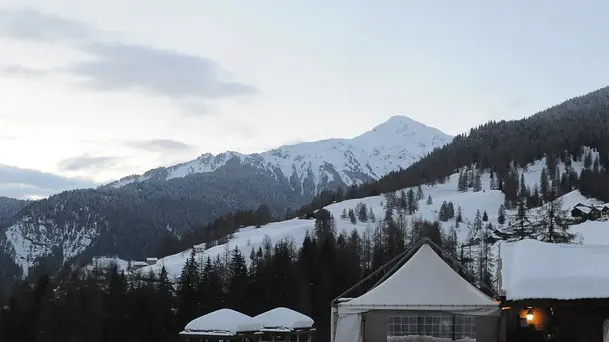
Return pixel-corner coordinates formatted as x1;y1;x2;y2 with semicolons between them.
497;239;609;342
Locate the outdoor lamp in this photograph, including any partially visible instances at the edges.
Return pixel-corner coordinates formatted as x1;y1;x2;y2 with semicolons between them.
526;308;534;322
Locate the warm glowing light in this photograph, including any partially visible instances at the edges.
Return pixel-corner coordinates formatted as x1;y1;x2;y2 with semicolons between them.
526;308;534;322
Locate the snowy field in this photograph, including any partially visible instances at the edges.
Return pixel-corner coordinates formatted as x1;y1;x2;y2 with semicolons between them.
106;151;607;280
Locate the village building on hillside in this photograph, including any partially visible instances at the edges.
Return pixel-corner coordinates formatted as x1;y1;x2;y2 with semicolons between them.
331;238;501;342
570;203;602;221
497;239;609;342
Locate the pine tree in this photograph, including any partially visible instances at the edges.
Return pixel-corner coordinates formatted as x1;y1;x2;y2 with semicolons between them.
416;185;424;200
348;208;357;224
176;248;200;328
407;189;417;214
482;210;488;221
584;151;593;169
473;169;482;192
497;204;506;225
468;210;483;242
357;203;368;222
478;223;495;290
444;225;458;258
533;191;575;243
368;207;376;222
519;173;528;200
456;206;463;222
426;195;433;205
498;197;535;241
438;201;448;221
447;201;455;219
540;167;550;202
457;170;468;191
226;247;250;312
340;208;347;220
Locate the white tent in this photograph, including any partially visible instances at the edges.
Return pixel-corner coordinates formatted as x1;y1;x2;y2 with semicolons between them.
332;243;499;342
180;308;263;337
253;307;315;331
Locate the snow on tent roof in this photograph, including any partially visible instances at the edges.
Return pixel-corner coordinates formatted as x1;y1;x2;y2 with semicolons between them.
338;244;499;315
500;239;609;300
182;308;263;336
253;307;314;330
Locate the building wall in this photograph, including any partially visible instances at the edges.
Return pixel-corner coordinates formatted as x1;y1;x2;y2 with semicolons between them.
363;309;499;342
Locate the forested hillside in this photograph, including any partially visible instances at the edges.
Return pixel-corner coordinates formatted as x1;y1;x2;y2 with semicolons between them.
299;86;609;214
0;197;27;227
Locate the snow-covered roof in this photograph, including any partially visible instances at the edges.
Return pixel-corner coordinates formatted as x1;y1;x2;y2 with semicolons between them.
181;309;263;336
573;205;593;214
500;239;609;300
253;307;314;330
338;244;499;315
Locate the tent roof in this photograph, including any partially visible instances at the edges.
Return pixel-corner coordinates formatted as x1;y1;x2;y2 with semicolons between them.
253;307;314;330
500;239;609;300
183;308;262;335
338;244;498;314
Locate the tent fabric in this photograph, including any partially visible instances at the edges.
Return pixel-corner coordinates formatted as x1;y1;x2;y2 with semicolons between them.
337;244;499;316
333;313;363;342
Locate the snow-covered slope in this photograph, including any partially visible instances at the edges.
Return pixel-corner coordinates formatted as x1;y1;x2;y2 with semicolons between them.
107;116;453;196
135;153;608;280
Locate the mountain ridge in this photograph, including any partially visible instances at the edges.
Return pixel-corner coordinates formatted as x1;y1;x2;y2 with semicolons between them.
106;115;452;196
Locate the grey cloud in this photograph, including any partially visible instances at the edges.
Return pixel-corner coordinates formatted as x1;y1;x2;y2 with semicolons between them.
0;7;93;42
0;8;255;108
126;139;197;153
0;64;47;77
58;154;121;172
70;42;256;99
0;164;97;199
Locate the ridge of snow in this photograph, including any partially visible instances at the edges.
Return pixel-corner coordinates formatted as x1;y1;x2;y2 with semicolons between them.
135;149;608;281
106;116;453;195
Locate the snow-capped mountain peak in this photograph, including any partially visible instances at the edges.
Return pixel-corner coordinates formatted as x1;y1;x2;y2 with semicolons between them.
106;116;453;196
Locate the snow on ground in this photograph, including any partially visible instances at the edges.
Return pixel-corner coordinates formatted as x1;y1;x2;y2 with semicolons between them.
136;153;608;280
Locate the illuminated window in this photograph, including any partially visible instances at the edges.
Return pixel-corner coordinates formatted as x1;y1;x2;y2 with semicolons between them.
387;314;477;341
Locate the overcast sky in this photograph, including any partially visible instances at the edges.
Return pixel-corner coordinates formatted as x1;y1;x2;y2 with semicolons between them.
1;0;609;199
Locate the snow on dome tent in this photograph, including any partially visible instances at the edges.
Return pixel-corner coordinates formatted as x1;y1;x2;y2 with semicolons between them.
331;238;500;342
497;239;609;342
179;307;315;341
179;308;263;341
253;307;315;341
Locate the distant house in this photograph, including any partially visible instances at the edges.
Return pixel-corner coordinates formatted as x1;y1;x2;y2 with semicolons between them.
146;257;158;265
571;203;601;221
497;240;609;342
129;261;149;271
596;204;609;219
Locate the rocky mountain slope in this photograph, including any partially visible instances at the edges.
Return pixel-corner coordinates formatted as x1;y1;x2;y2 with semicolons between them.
107;115;451;197
0;115;452;284
0;197;27;227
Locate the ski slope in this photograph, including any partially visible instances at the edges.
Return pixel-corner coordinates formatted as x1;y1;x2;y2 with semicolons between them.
134;153;607;280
